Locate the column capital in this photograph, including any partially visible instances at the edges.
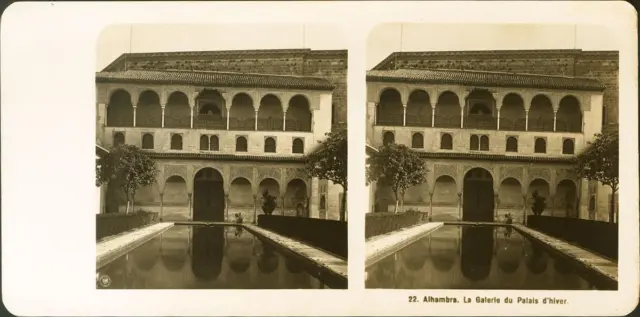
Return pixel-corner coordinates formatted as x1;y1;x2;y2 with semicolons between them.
161;103;166;109
187;192;192;198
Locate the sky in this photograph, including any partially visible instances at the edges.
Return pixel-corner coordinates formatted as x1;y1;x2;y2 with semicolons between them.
96;24;347;71
366;23;621;69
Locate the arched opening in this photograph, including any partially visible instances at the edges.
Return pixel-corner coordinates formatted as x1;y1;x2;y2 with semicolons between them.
107;89;134;127
528;179;550;217
165;91;191;128
285;179;308;217
132;236;160;272
406;90;432;127
286;95;312;132
470;135;479;150
440;133;453;150
434;91;460;128
461;226;493;281
210;135;219;151
411;132;424;149
113;132;125;147
236;136;248;152
464;89;497;130
555;180;578;218
292;138;304;154
191;226;225;281
136;90;162;127
193;168;225;222
524;240;547;275
498;178;523;212
229;177;253;210
428;226;457;273
229;93;255;131
141;133;154;150
556;96;582;132
431;175;457;221
382;131;395;146
404;182;429;207
258;94;283;131
529;95;554;131
562;139;575;154
134;182;161;207
499;93;526;131
505;137;518;152
399;239;428;271
463;168;494;222
377;88;403;126
534;138;546;153
480;135;489;151
200;135;209;151
495;226;522;274
319;195;326;210
163;176;188;220
257;240;280;274
259;178;280;214
170;134;183;150
264;137;276;153
195;90;226;130
226;228;252;275
160;226;189;272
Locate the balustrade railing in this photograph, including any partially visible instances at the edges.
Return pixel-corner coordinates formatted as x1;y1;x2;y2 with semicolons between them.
106;114;315;132
528;117;555;132
499;118;527;131
285;119;312;132
433;115;461;128
257;117;284;131
229;118;255;131
464;115;497;130
376;113;403;126
194;115;226;130
405;115;432;127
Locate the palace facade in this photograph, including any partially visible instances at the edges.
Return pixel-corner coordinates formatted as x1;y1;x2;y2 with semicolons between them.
366;49;619;223
96;49;348;222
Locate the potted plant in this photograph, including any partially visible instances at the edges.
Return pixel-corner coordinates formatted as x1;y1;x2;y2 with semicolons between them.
261;190;277;216
504;213;513;225
531;190;547;216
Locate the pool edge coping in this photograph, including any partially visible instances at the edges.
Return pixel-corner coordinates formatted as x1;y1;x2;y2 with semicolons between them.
96;222;175;270
241;223;348;284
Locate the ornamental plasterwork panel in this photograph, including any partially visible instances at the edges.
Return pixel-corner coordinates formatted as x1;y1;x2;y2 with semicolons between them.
230;166;254;183
164;164;188;181
284;168;310;185
555;168;578;188
527;167;551;184
191;163;224;178
500;166;525;184
434;164;457;180
257;167;282;183
462;163;495;180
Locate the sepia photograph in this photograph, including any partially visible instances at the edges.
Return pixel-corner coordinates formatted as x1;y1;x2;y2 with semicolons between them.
94;23;348;289
364;23;619;291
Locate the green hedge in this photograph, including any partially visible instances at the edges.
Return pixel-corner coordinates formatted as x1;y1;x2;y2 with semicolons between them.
96;210;159;241
365;210;429;239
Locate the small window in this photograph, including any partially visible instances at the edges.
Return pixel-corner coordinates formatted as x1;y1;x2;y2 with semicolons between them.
383;131;395;146
210;135;219;151
170;134;183;150
292;138;304;154
236;136;248;152
506;137;518;152
440;133;453;150
562;139;575;154
480;135;489;151
534;137;546;153
199;135;209;151
319;195;326;210
265;137;276;153
113;132;125;146
141;133;154;149
470;135;479;150
411;132;424;149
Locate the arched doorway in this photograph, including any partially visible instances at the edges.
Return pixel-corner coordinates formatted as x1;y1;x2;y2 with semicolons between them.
191;226;225;281
193;168;225;221
463;168;495;222
460;225;494;281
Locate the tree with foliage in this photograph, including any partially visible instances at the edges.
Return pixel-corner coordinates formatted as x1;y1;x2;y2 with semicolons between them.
261;190;278;216
574;128;619;223
96;144;159;214
366;143;428;213
530;190;547;216
303;129;348;221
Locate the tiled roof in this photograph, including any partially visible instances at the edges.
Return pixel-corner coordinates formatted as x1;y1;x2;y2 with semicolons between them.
96;69;336;91
415;151;575;163
366;68;605;91
144;151;306;163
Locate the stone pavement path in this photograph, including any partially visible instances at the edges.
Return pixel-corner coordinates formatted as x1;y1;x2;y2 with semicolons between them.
96;222;174;269
514;224;618;282
243;224;347;279
365;222;444;269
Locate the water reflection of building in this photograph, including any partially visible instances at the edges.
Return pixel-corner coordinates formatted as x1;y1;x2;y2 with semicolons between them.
96;49;347;222
99;226;326;289
365;226;592;289
366;50;619;223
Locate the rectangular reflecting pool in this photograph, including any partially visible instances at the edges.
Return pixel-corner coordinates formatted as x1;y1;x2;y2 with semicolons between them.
97;225;336;289
366;225;614;290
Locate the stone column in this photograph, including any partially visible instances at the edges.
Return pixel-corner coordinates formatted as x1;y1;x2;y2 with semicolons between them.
161;104;166;128
254;111;259;131
104;104;109;126
494;194;499;222
133;106;137;127
281;196;285;216
226;107;231;130
225;193;230;222
522;195;527;225
553;110;558;132
431;107;435;128
525;110;529;131
283;112;287;131
429;192;434;220
188;193;193;221
496;109;501;130
190;107;194;129
457;192;462;221
253;194;258;224
310;178;320;218
402;104;407;126
159;192;164;221
460;108;464;128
